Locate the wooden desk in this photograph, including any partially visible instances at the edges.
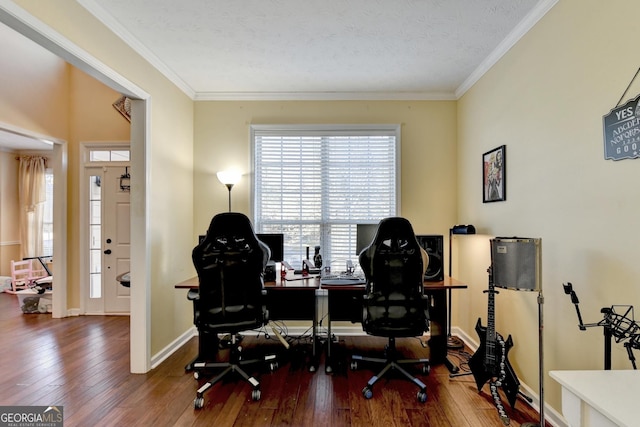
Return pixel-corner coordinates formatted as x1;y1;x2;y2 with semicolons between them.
550;370;640;427
177;275;466;370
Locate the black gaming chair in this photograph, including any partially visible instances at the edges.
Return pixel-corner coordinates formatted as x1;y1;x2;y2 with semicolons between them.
351;217;431;402
189;212;277;409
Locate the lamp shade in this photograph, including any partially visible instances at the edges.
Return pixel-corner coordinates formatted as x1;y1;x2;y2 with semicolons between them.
216;170;241;186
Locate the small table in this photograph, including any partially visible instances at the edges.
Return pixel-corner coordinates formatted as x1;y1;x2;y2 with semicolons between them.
550;370;640;426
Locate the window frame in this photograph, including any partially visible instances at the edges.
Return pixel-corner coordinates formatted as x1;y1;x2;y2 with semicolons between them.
250;124;401;268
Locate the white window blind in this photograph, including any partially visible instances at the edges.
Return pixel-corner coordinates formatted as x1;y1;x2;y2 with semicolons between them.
252;125;399;270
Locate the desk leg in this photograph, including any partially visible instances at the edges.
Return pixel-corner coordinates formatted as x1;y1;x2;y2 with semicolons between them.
427;290;459;373
323;288;334;374
309;289;320;373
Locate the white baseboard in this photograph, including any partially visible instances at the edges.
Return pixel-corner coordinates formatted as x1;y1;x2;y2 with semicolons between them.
449;327;567;427
151;326;197;369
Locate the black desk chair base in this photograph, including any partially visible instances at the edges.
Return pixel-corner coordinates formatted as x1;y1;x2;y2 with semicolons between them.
350;337;430;403
192;337;278;409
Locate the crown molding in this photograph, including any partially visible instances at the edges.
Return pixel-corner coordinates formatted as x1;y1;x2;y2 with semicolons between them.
194;91;457;101
455;0;559;98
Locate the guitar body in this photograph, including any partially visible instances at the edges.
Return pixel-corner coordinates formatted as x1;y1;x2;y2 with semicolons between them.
469;317;521;408
469;318;492;391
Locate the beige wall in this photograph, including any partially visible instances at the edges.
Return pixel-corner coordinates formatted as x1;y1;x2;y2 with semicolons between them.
456;0;640;414
0;21;67;278
194;101;458;237
0;22;69;139
0;150;20;276
12;0;196;356
0;20;130;306
67;67;131;307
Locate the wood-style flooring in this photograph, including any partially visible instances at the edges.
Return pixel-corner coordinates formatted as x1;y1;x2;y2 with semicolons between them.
0;293;547;426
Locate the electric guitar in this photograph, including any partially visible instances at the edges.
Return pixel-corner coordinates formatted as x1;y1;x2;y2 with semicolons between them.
468;267;520;425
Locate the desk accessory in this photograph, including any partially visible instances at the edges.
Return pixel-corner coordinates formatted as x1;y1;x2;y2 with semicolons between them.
563;282;640;370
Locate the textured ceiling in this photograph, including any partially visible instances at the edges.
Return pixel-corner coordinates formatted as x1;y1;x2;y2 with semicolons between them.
78;0;555;100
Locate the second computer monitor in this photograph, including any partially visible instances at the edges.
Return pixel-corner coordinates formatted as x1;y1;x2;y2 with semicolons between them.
256;233;284;262
356;223;379;256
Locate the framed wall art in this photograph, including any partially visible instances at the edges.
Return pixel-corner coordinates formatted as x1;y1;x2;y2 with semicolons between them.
483;145;506;203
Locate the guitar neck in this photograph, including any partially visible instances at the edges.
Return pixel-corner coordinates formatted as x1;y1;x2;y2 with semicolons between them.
484;278;498;367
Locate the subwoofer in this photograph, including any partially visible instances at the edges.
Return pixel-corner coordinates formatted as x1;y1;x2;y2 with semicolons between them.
491;237;541;291
416;235;444;282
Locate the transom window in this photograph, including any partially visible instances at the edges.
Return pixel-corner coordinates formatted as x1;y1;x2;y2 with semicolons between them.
252;124;399;271
88;149;130;162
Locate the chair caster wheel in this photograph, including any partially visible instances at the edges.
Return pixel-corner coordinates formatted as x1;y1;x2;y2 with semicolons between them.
270;362;278;371
193;371;200;380
252;389;261;401
422;364;430;375
350;361;358;370
308;364;317;373
194;396;204;409
362;386;373;399
417;390;427;403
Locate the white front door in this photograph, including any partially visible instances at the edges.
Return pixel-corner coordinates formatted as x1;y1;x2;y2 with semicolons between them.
85;164;131;314
102;165;131;313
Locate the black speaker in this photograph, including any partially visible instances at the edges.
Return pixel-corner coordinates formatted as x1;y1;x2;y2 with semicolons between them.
491;237;541;291
416;235;444;282
264;260;276;282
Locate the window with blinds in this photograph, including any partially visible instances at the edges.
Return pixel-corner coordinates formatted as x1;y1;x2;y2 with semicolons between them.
252;124;399;271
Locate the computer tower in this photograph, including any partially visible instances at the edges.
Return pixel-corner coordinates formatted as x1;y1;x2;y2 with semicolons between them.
416;235;444;282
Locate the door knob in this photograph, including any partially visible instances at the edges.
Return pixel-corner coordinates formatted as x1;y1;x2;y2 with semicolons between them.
104;249;112;255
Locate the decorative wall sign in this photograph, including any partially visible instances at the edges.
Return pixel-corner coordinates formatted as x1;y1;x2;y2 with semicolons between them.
603;92;640;160
483;145;506;203
603;67;640;161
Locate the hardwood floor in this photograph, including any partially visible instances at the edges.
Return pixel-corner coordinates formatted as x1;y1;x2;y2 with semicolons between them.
0;293;546;426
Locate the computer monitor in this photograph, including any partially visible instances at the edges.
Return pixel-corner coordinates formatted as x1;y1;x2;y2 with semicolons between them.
356;223;379;256
256;233;284;262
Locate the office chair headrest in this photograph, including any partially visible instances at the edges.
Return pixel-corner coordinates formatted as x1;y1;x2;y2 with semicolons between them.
198;212;269;267
371;217;420;252
206;212;254;236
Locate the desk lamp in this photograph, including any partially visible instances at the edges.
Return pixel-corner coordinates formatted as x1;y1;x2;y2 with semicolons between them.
217;170;241;212
448;224;476;349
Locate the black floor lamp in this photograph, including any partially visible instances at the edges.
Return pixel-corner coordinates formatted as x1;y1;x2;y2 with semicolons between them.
447;224;476;349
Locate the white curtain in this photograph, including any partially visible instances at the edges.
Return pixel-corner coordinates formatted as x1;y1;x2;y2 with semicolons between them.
18;156;47;259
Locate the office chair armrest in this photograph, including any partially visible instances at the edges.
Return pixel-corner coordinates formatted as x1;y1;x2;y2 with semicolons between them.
187;289;200;301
